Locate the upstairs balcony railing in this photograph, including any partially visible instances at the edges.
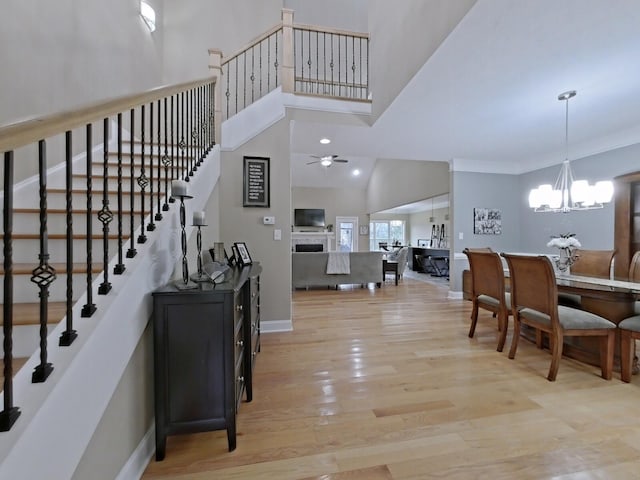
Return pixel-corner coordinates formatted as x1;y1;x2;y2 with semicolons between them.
212;9;370;122
0;76;218;431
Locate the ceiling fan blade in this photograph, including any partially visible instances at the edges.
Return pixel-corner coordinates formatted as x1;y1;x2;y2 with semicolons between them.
333;159;348;163
306;160;320;165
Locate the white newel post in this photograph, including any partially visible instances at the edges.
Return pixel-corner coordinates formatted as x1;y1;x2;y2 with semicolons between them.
281;8;295;94
208;48;223;143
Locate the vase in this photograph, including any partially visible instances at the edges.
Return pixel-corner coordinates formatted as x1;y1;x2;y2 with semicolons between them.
556;247;573;273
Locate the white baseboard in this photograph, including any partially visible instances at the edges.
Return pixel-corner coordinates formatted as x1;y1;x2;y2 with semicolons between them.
448;290;463;300
116;423;155;480
261;319;293;333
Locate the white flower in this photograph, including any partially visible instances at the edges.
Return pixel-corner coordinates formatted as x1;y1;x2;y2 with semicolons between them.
547;235;581;249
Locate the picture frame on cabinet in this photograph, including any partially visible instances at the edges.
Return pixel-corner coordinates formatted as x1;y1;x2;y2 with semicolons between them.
234;242;253;266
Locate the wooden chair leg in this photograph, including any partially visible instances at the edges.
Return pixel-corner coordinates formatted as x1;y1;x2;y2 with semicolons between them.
536;330;544;349
496;311;508;353
621;330;633;383
547;331;563;381
508;317;521;359
468;301;479;338
600;331;614;380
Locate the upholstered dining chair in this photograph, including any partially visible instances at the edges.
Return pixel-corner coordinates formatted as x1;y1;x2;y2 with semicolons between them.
502;253;615;381
558;249;617;308
463;248;510;352
383;247;408;285
615;251;640;382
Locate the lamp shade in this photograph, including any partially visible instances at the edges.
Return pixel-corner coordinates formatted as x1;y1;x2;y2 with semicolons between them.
594;180;614;203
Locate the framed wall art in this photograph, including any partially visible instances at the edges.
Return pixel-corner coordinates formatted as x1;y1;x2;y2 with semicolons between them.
243;156;270;207
473;207;502;235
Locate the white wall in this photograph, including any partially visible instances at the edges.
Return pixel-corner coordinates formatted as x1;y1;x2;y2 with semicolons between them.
219;116;292;324
366;159;449;214
409;207;449;247
368;0;477;120
0;0;163;127
162;0;283;84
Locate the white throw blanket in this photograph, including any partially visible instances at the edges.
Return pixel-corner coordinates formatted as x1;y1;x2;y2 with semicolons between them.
326;252;350;274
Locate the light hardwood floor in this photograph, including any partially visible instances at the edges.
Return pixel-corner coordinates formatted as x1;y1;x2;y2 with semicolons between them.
142;277;640;479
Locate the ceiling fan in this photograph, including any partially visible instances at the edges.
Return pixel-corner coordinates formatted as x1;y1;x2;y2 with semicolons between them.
307;154;349;167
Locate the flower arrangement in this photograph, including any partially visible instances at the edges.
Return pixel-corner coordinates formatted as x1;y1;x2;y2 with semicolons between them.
547;233;581;272
547;233;581;250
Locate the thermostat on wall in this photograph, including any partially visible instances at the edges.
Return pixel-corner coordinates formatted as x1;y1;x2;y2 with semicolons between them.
263;216;275;225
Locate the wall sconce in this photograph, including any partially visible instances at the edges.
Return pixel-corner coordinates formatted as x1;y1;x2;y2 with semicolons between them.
140;1;156;32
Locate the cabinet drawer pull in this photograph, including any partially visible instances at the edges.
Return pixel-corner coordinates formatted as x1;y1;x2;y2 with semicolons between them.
236;304;243;311
252;351;257;358
236;340;244;347
237;376;244;383
252;292;256;298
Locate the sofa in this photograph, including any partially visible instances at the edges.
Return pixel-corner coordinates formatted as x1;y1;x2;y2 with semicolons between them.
292;251;384;288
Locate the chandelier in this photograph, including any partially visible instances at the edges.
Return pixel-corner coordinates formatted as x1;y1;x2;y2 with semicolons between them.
528;90;613;213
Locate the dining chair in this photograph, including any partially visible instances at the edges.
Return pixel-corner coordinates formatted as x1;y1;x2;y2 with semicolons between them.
558;249;617;308
615;251;640;382
501;253;616;381
463;248;510;352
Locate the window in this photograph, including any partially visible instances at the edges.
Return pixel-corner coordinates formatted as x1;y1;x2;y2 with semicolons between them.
369;220;405;250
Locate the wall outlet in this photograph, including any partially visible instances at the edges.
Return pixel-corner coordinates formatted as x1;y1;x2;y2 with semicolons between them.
263;216;275;225
274;229;281;240
458;232;464;240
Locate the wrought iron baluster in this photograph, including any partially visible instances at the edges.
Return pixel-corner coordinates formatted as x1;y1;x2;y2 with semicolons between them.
316;30;319;94
323;32;327;94
251;45;255;104
189;88;195;175
243;50;247;110
330;33;335;96
126;109;137;258
235;57;239;116
268;36;271;93
359;37;363;99
0;151;20;431
225;62;230;120
275;32;279;90
338;34;342;97
155;99;163;221
98;118;114;292
63;131;75;343
30;140;56;380
169;95;176;200
81;124;96;315
180;91;186;181
114;113;125;274
259;41;263;98
137;105;148;243
351;36;356;98
147;102;156;231
211;80;216;146
162;97;171;211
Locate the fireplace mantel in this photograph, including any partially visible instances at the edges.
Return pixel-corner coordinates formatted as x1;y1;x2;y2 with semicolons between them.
291;232;335;251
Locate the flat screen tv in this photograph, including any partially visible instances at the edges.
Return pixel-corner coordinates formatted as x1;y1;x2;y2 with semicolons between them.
294;208;325;227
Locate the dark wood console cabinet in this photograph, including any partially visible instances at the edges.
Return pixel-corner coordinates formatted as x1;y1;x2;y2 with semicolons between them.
152;263;261;460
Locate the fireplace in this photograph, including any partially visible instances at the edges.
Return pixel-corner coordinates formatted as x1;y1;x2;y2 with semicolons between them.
295;244;323;252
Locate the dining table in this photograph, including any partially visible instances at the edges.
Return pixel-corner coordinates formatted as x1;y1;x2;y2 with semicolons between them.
462;268;640;374
529;273;640;374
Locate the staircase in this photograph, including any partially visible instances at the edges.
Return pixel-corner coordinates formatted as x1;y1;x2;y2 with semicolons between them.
0;10;370;478
0;77;222;478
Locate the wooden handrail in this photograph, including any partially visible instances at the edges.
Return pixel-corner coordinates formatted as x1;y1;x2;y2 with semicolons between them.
0;76;216;153
221;24;284;66
293;23;369;39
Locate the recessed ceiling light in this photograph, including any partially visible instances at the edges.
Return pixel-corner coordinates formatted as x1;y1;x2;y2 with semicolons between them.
321;159;332;167
319;138;331;144
352;169;361;176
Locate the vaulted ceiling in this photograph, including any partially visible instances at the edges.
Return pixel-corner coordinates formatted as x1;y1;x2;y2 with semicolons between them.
290;0;640;192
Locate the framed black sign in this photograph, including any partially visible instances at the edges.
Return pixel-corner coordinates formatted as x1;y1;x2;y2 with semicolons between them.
243;156;270;207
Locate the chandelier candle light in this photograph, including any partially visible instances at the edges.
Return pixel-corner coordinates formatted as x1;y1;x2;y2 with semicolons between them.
529;91;614;213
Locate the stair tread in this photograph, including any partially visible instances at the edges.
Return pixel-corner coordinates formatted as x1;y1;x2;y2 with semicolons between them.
0;302;66;325
0;358;29;388
1;262;105;275
14;208;145;215
2;233;123;240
